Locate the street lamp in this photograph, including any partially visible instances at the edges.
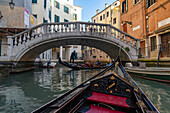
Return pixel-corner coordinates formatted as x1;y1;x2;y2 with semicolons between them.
9;0;15;10
121;21;132;27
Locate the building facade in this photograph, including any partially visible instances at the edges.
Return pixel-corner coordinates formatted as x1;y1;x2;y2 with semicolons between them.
84;1;120;62
0;0;36;60
120;0;170;59
32;0;82;61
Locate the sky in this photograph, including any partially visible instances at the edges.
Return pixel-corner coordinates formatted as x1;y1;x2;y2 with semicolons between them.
74;0;116;22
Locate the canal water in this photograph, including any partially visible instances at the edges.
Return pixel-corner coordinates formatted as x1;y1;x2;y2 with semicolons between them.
0;66;169;113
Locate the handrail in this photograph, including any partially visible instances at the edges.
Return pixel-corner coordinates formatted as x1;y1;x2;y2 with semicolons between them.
10;22;139;41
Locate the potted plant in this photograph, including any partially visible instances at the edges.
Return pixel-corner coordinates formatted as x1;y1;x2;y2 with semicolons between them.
125;47;130;52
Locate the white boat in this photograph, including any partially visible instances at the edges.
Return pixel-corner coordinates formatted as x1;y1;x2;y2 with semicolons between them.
125;62;170;83
43;62;57;68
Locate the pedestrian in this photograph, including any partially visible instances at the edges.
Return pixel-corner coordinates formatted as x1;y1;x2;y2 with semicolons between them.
97;60;101;66
70;50;76;63
47;59;51;67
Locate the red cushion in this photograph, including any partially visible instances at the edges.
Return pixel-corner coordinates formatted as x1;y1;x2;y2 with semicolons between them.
86;104;125;113
87;92;130;108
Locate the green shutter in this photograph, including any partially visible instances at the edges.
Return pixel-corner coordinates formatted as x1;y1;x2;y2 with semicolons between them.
54;15;56;22
54;0;55;7
57;16;60;22
44;0;46;9
146;0;149;8
49;10;51;21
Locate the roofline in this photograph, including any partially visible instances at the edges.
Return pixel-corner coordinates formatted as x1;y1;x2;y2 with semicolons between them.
73;5;82;9
91;1;119;19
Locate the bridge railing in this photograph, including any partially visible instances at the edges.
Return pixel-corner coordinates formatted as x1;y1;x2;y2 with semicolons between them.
9;22;140;49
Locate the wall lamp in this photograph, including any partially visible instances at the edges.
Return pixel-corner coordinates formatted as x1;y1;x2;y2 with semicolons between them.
9;0;15;10
1;0;15;10
121;21;132;27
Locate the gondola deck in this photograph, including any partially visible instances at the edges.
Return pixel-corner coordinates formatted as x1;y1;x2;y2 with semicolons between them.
32;57;159;113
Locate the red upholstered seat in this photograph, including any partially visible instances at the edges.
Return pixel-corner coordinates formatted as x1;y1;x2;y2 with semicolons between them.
86;104;125;113
87;92;130;108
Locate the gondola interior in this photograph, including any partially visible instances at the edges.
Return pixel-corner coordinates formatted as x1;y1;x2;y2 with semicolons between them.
32;58;159;113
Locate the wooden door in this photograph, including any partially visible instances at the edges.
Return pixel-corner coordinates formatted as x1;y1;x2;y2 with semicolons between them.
161;32;170;57
123;23;127;33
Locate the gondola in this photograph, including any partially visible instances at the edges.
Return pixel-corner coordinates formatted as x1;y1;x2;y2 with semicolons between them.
32;57;159;113
58;57;108;70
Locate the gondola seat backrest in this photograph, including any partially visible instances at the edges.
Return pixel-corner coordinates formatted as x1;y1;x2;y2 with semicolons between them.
90;73;134;98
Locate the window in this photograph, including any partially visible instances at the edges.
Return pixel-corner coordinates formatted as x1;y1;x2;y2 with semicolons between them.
122;0;128;13
73;14;77;20
93;56;96;58
55;1;60;9
146;0;156;8
107;11;109;17
64;19;69;22
49;10;51;21
32;0;37;3
150;36;157;51
94;19;95;23
44;0;46;9
64;6;69;14
33;14;37;18
100;15;102;21
54;15;60;22
134;0;140;5
103;14;105;19
43;18;48;23
113;18;116;24
64;19;69;27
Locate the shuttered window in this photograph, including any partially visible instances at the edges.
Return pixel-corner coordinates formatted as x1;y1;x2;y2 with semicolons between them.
32;0;37;3
64;6;69;14
44;0;46;9
43;18;48;23
54;15;60;22
146;0;156;8
122;0;128;13
55;1;60;9
134;0;140;5
100;16;102;21
49;10;51;21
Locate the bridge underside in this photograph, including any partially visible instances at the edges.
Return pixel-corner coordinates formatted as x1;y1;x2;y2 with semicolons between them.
16;35;132;62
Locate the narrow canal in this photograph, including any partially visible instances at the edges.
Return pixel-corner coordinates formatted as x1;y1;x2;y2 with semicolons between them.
0;66;169;113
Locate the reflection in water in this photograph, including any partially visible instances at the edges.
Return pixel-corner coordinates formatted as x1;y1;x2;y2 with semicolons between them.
133;77;170;113
0;66;101;113
0;66;169;113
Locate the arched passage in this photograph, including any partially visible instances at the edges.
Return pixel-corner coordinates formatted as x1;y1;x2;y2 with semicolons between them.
14;35;132;62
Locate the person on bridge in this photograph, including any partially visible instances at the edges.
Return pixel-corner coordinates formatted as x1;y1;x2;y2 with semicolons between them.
70;50;76;63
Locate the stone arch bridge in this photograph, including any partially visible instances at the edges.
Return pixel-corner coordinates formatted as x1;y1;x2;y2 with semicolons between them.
6;22;140;62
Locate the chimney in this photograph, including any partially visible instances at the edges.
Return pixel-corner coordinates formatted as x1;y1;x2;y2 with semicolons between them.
96;9;99;14
105;3;108;8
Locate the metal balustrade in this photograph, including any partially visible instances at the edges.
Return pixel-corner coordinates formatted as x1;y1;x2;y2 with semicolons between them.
9;22;139;48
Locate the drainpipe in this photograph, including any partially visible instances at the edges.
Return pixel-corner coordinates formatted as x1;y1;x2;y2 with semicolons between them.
144;0;149;58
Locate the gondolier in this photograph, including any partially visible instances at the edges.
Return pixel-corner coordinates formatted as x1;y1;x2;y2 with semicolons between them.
70;50;76;63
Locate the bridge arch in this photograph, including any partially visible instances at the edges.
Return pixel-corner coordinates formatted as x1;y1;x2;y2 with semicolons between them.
7;22;140;62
